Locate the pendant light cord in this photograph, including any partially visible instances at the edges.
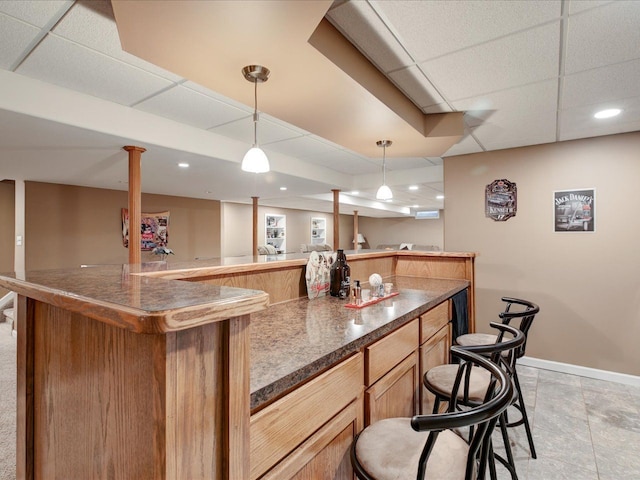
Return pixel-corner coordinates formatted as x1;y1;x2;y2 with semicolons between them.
253;79;259;147
382;144;387;185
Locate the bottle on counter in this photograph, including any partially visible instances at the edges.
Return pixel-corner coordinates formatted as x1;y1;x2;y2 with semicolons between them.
330;249;351;299
354;280;362;305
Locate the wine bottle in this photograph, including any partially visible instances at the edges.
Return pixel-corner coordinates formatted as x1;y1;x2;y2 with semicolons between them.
330;250;351;298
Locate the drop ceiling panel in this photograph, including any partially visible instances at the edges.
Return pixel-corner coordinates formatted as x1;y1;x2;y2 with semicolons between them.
210;115;305;146
388;65;446;110
0;0;71;28
562;59;640;110
559;96;640;141
53;0;183;82
263;134;344;160
453;80;558;125
326;1;413;73
422;22;560;101
17;34;174;106
471;109;558;151
564;1;640;74
0;14;41;69
568;0;615;15
300;150;378;175
135;84;249;130
373;0;561;62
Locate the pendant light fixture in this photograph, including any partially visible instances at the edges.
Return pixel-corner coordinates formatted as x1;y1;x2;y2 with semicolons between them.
376;140;393;200
241;65;270;173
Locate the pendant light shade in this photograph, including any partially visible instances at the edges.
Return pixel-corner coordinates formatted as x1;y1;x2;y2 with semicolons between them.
242;147;270;173
241;65;270;173
376;140;393;200
376;184;393;200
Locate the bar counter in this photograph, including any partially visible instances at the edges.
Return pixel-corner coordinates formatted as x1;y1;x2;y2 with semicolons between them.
0;249;475;480
250;275;468;410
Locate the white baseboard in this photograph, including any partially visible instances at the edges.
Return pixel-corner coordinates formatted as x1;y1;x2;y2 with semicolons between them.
519;356;640;387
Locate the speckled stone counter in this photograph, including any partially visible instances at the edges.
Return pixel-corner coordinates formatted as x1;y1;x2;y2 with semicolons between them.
249;275;469;410
0;263;269;333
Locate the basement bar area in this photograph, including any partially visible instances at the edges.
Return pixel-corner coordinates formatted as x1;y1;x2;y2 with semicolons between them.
0;249;474;480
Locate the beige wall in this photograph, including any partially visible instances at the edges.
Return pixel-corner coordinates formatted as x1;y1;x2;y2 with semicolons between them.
25;182;220;270
358;215;443;250
0;181;14;296
221;201;365;256
444;131;640;376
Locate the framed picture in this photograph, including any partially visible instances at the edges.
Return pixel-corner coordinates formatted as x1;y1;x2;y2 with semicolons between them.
554;188;595;232
121;209;170;250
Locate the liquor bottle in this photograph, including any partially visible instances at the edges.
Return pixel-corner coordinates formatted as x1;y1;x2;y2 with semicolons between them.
330;249;351;299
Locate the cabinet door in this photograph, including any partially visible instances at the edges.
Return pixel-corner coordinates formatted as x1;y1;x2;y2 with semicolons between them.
365;350;419;425
419;324;451;414
260;400;362;480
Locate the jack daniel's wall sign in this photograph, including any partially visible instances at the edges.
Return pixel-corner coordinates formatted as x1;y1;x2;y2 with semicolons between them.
485;179;517;221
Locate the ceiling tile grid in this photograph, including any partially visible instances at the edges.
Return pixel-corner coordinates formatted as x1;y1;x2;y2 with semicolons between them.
1;0;639;218
16;34;175;106
135;84;249;130
0;0;72;28
210;115;305;146
420;22;561;102
0;13;42;69
371;0;562;63
52;0;184;82
561;59;640;110
564;1;640;75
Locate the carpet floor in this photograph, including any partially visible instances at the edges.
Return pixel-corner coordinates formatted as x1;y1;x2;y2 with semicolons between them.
0;320;16;480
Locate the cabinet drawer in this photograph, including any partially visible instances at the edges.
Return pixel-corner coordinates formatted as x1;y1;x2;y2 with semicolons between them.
366;318;419;386
250;353;363;480
420;301;450;344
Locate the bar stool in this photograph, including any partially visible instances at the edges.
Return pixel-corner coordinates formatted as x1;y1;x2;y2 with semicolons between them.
351;345;516;480
423;323;525;480
456;297;539;460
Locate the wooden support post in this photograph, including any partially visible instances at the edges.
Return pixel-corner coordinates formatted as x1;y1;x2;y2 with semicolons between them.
332;189;340;250
252;197;259;256
124;146;146;264
353;210;359;252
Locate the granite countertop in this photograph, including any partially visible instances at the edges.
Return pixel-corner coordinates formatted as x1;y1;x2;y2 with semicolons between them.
0;264;269;333
249;275;469;410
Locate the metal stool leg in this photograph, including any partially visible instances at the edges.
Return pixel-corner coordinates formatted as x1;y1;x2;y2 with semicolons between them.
506;369;537;459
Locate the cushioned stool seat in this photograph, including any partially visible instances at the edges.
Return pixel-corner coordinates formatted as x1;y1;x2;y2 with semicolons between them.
355;418;470;480
425;364;492;403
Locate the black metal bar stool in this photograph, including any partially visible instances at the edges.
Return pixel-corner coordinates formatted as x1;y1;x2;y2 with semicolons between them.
456;297;540;460
423;323;525;480
351;345;517;480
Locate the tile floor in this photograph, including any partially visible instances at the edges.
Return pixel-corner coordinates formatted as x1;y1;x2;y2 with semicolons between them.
493;365;640;480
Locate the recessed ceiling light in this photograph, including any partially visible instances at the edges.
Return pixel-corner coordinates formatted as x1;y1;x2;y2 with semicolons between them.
436;195;445;200
409;185;419;191
279;186;287;191
178;162;189;168
351;191;359;195
594;108;621;119
412;204;419;208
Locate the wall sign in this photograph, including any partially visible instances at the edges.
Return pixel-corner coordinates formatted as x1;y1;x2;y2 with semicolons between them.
554;188;595;232
485;179;517;221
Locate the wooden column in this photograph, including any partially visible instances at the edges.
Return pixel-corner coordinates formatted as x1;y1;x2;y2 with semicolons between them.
332;189;340;250
252;197;259;256
124;146;146;264
353;210;359;251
